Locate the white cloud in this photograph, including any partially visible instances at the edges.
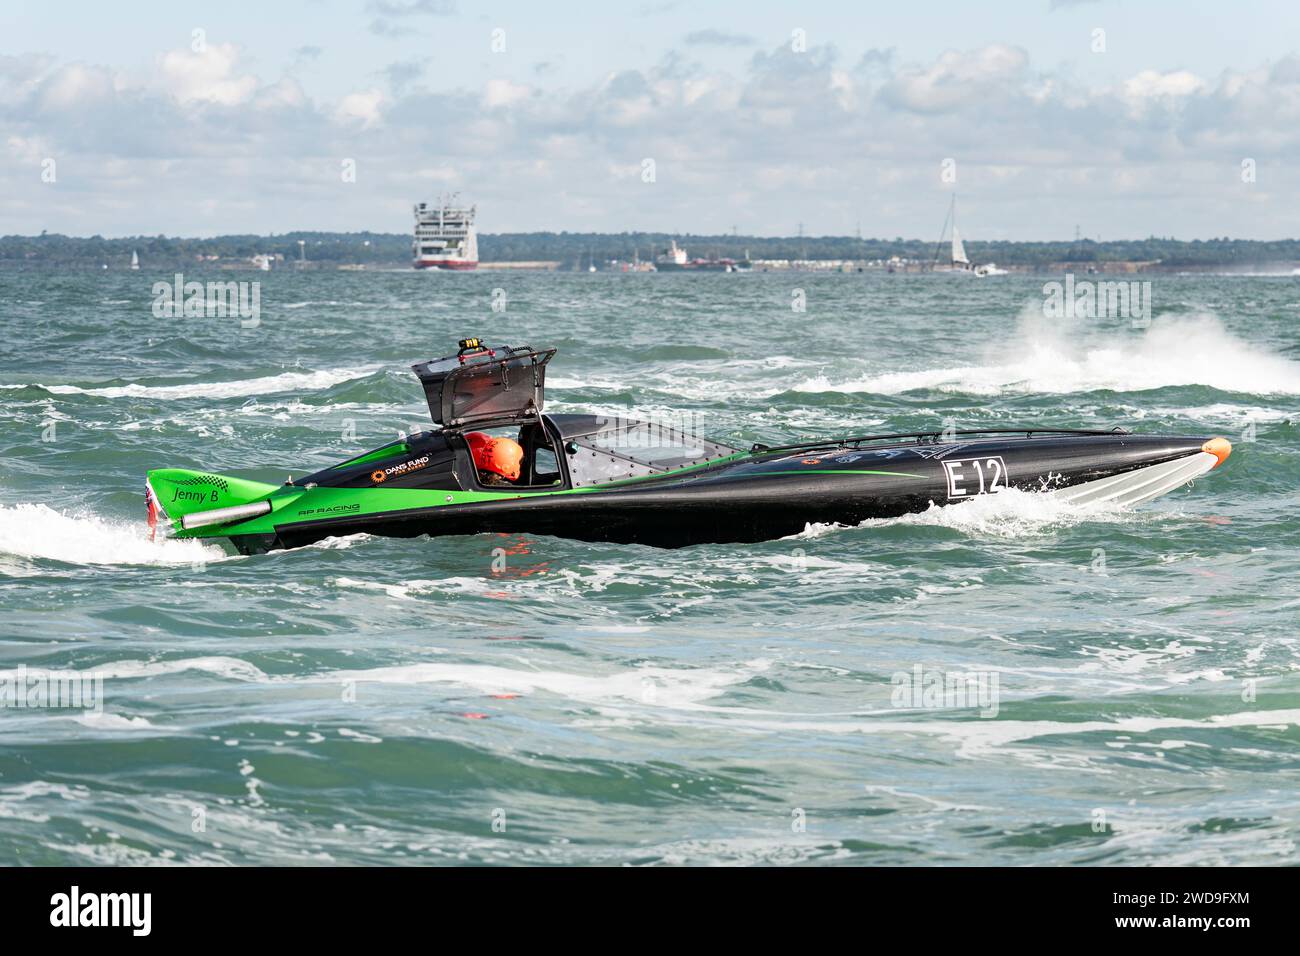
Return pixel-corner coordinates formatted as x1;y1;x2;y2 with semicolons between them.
683;29;755;47
37;63;116;110
336;89;386;127
1123;69;1206;100
483;78;531;109
157;43;257;106
0;53;56;101
881;45;1029;113
2;38;1299;239
6;134;52;164
257;77;309;110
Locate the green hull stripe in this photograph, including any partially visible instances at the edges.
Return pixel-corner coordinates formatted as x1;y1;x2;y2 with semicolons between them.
740;469;928;479
338;443;410;468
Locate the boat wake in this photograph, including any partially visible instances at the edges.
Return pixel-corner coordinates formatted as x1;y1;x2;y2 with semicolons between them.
0;503;226;566
796;487;1144;541
793;314;1300;397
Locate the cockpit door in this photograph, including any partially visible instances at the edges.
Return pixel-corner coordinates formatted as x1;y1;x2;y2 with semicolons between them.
411;343;556;428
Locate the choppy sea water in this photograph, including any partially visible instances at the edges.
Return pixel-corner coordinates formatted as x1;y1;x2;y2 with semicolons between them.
1;269;1298;866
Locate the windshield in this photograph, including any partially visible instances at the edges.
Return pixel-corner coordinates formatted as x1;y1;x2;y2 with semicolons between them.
560;417;737;487
578;420;733;469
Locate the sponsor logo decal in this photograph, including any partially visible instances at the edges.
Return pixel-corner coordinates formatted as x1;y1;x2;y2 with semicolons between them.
912;442;970;461
298;503;362;518
371;455;432;484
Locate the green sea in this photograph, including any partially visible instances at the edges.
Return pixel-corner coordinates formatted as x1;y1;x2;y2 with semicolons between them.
1;269;1298;865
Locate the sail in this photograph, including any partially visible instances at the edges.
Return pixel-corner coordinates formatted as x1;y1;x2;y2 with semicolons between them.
951;228;969;266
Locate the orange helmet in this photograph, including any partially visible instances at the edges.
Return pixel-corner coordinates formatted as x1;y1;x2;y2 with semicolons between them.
464;431;491;459
473;435;523;481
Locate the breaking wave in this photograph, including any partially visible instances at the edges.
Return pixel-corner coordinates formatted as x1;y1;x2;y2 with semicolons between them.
8;366;383;401
791;314;1300;397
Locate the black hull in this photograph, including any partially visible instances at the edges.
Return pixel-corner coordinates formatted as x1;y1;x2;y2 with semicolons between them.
234;433;1224;555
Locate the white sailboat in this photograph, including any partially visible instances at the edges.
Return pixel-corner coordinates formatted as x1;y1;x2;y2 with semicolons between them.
932;197;1005;276
130;250;140;271
951;225;969;270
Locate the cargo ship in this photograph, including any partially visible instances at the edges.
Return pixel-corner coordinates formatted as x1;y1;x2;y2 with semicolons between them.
654;239;749;272
413;196;478;270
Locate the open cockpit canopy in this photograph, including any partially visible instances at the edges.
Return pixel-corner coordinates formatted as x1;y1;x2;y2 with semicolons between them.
411;340;555;429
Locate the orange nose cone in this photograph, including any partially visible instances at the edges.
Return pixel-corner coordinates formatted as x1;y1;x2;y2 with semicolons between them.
1202;437;1232;468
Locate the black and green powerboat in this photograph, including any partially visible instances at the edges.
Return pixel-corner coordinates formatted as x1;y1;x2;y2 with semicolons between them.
146;340;1234;555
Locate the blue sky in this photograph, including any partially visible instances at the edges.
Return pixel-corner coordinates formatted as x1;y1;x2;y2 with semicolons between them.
3;0;1299;239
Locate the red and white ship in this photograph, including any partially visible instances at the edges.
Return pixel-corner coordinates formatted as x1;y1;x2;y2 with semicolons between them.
413;196;478;270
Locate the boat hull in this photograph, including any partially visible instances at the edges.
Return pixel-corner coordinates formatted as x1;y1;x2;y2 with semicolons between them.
413;259;477;270
154;432;1229;555
654;262;738;272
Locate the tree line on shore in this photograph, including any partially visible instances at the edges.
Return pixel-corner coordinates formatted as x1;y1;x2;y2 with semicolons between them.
3;230;1298;269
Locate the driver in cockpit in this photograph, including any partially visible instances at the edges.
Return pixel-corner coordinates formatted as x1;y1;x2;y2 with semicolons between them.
466;432;524;487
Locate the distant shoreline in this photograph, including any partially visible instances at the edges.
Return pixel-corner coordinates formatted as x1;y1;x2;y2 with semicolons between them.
4;231;1299;273
5;263;1297;277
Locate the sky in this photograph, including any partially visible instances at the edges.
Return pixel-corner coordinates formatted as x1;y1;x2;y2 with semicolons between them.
2;0;1298;240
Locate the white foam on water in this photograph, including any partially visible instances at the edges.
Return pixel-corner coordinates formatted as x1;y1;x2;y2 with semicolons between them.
236;399;408;417
546;375;631;392
724;355;816;371
0;503;228;566
1081;640;1200;675
881;487;1133;536
0;656;267;683
747;553;885;577
0;782;84;823
983;646;1248;699
337;727;383;743
794;486;1139;541
331;575;491;599
333;567;640;606
73;712;156;730
0;781;94;822
332;576;429;599
324;658;773;710
304;534;373;551
24;365;384;401
280;300;379;309
0;781;91;802
33;652;772;714
706;707;1300;761
789;314;1300;396
1143;402;1295;424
